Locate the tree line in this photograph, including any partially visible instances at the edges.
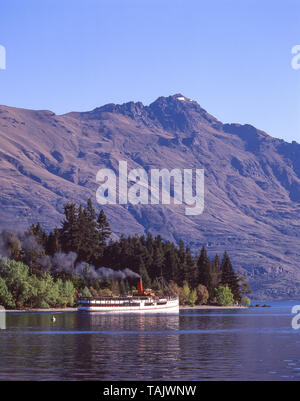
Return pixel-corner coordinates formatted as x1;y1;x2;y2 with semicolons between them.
0;199;251;308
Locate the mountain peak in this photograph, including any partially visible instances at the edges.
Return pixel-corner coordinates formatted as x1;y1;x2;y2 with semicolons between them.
82;94;219;133
150;93;195;105
168;93;192;101
148;94;220;132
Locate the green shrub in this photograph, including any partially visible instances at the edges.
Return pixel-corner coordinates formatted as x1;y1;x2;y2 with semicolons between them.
188;289;197;306
0;276;15;309
57;279;75;307
39;300;50;309
0;257;33;306
196;284;209;305
79;286;92;298
0;256;76;309
215;285;234;306
179;281;190;305
241;297;251;306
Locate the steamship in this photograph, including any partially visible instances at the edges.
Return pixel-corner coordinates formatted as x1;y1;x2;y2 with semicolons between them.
77;279;179;313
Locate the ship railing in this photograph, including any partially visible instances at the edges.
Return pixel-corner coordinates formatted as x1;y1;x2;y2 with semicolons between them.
78;295;178;303
78;296;149;301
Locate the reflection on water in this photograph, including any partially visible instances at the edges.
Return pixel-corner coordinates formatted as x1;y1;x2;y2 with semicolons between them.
0;302;300;380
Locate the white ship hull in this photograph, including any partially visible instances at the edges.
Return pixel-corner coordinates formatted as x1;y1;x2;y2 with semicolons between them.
78;297;179;313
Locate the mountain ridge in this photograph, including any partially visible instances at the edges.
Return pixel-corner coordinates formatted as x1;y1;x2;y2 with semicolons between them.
0;94;300;300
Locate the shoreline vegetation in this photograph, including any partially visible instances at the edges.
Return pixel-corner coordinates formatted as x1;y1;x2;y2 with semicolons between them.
0;199;252;310
5;303;275;313
5;305;249;313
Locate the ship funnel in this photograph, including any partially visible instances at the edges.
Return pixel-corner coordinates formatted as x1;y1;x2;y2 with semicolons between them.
137;278;143;295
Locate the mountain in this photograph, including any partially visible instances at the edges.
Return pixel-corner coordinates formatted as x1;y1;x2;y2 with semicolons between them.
0;94;300;300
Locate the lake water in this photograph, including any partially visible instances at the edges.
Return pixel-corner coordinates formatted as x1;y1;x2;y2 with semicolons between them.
0;301;300;381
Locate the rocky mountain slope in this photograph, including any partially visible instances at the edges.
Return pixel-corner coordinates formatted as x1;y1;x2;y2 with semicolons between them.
0;94;300;299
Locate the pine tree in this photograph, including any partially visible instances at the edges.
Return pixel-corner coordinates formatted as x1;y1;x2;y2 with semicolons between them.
197;246;213;298
76;206;93;262
86;198;101;261
45;228;61;256
176;239;187;285
151;246;165;279
184;247;198;286
210;254;222;299
220;252;241;303
178;240;186;265
97;209;111;253
146;232;154;253
236;270;252;297
27;222;47;247
76;200;100;264
60;202;80;255
163;243;179;282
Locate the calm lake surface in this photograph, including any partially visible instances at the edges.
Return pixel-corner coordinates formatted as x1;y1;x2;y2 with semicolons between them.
0;301;300;380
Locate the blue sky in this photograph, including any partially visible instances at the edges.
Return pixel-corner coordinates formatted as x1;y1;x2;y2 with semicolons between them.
0;0;299;142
